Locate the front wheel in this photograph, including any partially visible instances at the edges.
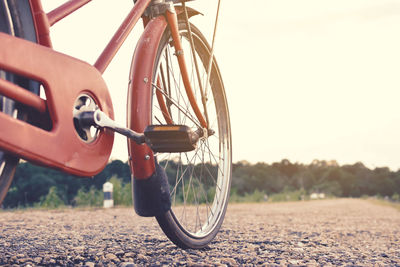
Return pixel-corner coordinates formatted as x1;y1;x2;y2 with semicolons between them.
151;22;232;249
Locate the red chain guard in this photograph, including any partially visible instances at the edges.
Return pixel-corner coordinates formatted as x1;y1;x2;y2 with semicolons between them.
0;33;114;177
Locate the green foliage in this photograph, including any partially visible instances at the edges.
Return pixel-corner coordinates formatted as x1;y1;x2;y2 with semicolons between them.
269;189;307;202
39;186;65;209
231;159;400;200
229;188;307;203
229;188;242;203
72;176;132;207
2;160;131;209
2;158;400;208
229;189;268;203
108;176;132;206
243;189;267;202
74;186;103;207
392;193;400;202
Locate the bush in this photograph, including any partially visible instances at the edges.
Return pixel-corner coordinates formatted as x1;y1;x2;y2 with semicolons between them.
229;189;268;203
39;186;65;209
72;176;132;207
243;189;267;202
269;189;306;202
109;176;132;206
74;186;103;207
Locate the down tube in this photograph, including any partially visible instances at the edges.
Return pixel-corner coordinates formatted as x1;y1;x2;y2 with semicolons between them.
127;16;167;179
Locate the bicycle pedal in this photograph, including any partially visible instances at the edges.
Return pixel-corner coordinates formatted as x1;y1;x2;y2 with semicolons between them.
144;125;199;153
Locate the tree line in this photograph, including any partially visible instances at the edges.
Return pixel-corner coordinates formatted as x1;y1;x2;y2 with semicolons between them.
2;160;131;208
232;159;400;200
2;159;400;208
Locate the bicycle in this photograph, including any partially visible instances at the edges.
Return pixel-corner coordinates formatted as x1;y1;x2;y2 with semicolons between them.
0;0;231;249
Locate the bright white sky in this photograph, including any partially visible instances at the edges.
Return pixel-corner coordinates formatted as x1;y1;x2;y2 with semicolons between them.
43;0;400;170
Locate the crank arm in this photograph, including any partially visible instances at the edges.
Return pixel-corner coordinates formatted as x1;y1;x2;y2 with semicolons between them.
77;110;204;152
89;110;145;144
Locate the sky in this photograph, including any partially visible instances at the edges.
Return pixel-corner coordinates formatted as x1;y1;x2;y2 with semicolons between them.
42;0;400;170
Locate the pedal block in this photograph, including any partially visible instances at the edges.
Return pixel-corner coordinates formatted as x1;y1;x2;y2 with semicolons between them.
144;125;197;153
144;125;198;153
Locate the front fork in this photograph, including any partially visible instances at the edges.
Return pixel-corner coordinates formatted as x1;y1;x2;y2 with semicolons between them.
164;6;208;129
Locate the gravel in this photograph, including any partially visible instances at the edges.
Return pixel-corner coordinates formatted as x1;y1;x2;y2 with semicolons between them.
0;199;399;266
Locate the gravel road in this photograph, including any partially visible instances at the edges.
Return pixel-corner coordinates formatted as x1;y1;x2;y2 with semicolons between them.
0;199;399;266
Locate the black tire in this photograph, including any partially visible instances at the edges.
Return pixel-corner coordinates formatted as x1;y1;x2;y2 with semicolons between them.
151;22;232;249
0;0;39;206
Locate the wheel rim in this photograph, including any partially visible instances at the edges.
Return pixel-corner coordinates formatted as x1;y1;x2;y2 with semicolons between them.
152;25;231;238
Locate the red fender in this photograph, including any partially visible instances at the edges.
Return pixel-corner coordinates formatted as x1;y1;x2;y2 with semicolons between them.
127;16;167;179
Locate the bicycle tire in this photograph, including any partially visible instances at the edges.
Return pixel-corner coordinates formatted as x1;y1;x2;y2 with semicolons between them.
150;22;232;249
0;0;39;206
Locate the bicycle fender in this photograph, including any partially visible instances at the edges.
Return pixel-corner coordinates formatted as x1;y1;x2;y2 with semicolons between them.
133;161;171;217
175;6;202;20
127;16;167;179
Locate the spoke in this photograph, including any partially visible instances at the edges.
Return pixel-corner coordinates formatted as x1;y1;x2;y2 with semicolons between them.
160;64;172;115
186;147;214;215
165;45;191;114
173;155;181;206
202;161;221;192
206;96;221;130
209;134;221;142
170;150;200;197
192;144;221;192
154;103;171;122
198;151;216;220
161;157;170;170
204;139;225;168
183;153;196;203
170;159;189;197
181;158;186;224
165;49;172;99
194;181;200;232
175;83;192;127
154;115;163;125
186;153;208;233
194;167;212;225
153;83;202;128
204;163;221;192
171;65;192;126
184;153;200;231
164;41;205;128
182;2;209;127
163;46;190;119
199;147;210;221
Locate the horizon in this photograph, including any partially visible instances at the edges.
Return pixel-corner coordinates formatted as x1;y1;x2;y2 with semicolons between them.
107;156;399;171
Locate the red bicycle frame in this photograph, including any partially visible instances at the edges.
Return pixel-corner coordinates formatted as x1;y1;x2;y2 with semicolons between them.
0;0;206;178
